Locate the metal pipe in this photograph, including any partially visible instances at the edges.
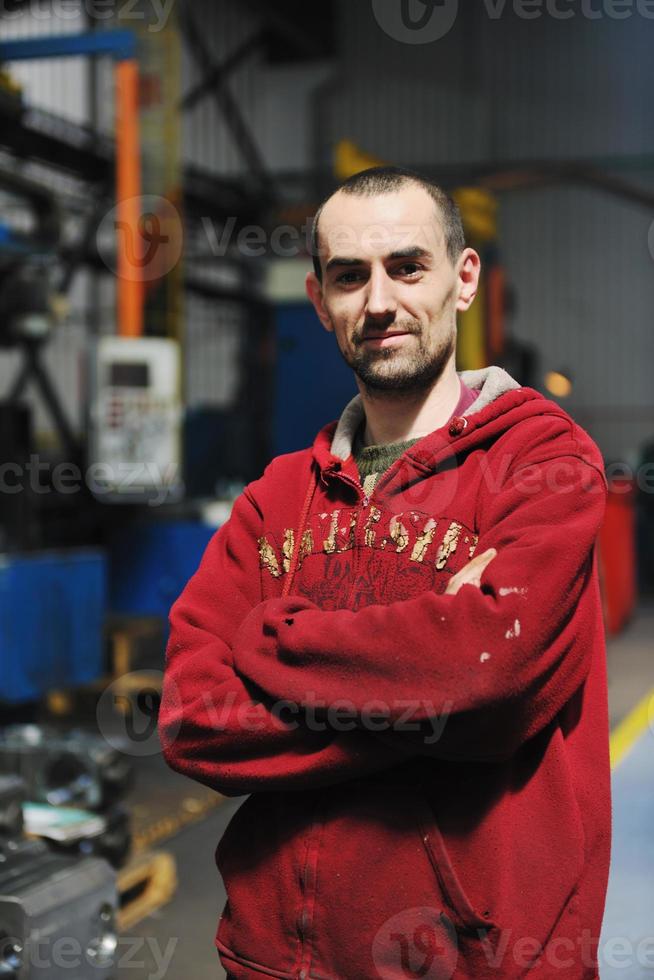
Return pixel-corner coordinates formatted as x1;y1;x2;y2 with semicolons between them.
115;58;143;338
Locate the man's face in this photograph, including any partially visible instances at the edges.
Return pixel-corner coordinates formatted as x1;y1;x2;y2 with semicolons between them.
306;185;479;393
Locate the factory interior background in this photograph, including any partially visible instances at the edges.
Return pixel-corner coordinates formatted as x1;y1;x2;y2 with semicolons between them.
0;0;653;977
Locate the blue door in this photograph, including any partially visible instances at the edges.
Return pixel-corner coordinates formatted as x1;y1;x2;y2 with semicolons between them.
272;302;358;456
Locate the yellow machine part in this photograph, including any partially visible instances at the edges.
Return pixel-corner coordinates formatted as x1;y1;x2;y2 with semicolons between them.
457;271;487;371
451;187;498;243
334;139;387;181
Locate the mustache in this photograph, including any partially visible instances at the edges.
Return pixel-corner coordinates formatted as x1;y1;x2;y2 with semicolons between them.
354;322;421;344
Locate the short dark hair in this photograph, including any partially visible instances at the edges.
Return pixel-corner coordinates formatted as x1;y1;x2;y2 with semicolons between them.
310;165;466;282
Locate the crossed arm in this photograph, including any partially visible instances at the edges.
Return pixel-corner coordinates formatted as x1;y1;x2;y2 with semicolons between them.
159;450;606;795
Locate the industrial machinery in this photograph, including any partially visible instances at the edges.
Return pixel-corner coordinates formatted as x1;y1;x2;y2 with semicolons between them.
0;843;117;980
0;776;118;980
0;776;24;839
0;727;134;869
0;727;132;812
87;337;182;505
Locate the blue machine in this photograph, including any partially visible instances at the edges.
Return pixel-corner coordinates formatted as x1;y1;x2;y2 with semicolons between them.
107;521;218;620
272;302;358;456
0;550;106;704
0;29;136;63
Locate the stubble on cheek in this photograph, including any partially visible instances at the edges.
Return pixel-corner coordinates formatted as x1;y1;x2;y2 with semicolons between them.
326;277;458;371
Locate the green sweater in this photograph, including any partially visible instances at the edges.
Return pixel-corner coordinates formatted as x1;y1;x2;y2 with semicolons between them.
351;421;421;496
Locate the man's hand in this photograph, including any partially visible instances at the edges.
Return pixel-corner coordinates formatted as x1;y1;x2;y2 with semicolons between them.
444;547;497;595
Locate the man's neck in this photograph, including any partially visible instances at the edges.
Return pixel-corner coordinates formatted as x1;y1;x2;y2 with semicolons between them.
358;365;462;447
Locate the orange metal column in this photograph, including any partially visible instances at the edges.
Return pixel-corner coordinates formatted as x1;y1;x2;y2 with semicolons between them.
115;58;143;338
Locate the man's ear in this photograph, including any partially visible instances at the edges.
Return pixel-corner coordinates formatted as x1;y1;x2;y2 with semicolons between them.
305;271;333;332
455;248;481;313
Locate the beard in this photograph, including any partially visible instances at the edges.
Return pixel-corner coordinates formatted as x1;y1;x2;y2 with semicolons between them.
338;317;457;395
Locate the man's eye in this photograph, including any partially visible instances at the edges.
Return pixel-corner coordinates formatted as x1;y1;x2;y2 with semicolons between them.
396;263;422;276
336;271;363;284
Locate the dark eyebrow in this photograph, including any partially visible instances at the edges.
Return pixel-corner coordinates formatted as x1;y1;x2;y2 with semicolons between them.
325;256;364;273
325;246;433;274
388;246;433;261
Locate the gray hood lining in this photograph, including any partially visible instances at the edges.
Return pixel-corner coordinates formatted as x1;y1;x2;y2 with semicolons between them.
330;365;522;460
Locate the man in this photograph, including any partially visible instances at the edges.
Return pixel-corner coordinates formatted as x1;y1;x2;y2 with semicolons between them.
159;167;611;979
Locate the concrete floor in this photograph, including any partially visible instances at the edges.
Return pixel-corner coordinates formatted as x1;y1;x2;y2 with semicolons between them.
117;797;243;979
117;600;654;980
606;599;654;728
600;600;654;980
600;728;654;979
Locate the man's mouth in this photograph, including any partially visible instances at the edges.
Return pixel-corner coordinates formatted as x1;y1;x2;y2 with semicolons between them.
361;332;413;348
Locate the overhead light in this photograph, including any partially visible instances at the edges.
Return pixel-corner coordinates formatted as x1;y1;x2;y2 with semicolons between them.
544;370;573;398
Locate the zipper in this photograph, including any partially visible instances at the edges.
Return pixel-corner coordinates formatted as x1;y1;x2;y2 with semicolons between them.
296;796;327;979
328;438;454;604
329;469;380;606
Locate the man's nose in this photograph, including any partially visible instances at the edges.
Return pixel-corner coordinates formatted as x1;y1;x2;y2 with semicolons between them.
365;268;397;319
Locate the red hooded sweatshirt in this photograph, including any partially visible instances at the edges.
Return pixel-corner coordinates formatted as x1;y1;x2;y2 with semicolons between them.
159;365;611;980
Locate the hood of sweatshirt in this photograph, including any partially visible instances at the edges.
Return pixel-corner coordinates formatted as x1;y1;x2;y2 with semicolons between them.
311;365;583;485
329;365;520;460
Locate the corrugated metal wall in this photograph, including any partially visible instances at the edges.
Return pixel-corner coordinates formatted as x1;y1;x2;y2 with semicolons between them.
484;8;653;463
500;182;654;461
180;0;258;174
